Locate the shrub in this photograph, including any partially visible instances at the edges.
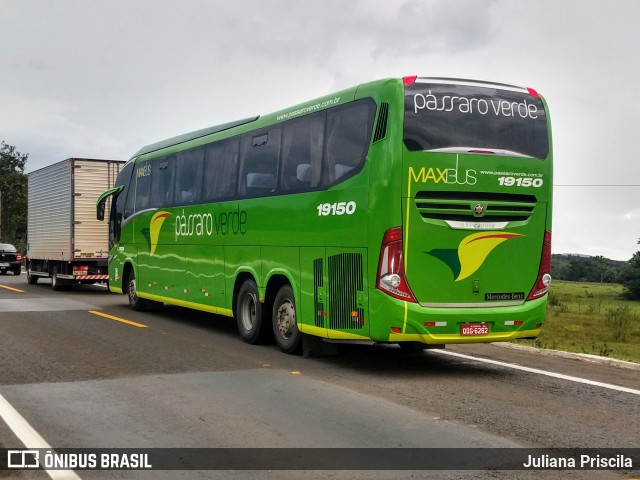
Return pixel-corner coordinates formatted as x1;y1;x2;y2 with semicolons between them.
605;305;633;342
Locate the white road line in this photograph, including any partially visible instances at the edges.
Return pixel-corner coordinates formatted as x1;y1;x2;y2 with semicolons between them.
0;392;82;479
434;350;640;396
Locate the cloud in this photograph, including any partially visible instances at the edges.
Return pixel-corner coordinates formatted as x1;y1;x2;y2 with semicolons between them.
1;0;640;258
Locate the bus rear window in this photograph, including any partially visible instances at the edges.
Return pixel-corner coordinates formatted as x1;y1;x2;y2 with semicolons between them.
404;82;549;159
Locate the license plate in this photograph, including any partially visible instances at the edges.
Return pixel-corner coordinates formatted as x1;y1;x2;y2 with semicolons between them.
0;263;8;267
73;270;87;276
461;323;489;336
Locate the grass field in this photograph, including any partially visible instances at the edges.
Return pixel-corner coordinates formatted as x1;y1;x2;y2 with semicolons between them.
515;280;640;363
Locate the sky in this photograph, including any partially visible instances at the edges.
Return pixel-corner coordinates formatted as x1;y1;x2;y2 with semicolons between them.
1;0;639;260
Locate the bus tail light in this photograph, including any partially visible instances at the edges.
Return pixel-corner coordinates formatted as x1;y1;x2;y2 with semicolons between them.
528;230;552;300
527;87;541;99
377;227;416;302
403;75;417;86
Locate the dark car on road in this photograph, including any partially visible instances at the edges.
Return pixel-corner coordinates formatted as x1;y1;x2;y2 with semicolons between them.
0;243;21;275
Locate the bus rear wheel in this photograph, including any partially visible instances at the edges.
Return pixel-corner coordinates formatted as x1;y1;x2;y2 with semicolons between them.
236;279;268;344
272;284;301;354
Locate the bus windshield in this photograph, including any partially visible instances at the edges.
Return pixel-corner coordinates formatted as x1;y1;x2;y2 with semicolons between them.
403;80;549;159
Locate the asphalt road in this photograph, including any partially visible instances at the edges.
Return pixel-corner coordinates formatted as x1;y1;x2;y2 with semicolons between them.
0;272;638;480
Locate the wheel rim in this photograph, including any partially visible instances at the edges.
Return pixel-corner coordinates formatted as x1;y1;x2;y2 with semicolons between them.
239;293;257;331
276;300;295;339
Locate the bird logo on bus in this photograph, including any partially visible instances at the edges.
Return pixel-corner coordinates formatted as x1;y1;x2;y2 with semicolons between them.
426;231;523;282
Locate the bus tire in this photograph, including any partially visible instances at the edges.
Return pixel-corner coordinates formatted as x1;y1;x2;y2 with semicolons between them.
272;284;301;354
236;279;267;344
127;269;161;311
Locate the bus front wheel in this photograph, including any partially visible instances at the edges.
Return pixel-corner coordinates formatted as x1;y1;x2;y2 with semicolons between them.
236;279;268;344
127;270;161;311
272;285;301;354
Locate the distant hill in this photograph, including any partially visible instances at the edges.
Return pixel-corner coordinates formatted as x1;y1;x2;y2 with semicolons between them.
551;254;627;283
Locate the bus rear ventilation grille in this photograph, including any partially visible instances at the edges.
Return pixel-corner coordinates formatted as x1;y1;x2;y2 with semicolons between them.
328;253;365;331
415;191;537;222
373;103;389;143
313;258;324;328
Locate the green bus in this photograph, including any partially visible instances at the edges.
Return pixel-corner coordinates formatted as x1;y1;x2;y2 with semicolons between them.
97;76;552;353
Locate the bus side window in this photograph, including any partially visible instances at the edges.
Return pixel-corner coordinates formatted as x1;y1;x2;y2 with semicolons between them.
134;161;152;212
323;100;374;185
280;112;324;192
124;176;135;219
203;138;239;201
113;161;134;242
238;127;281;197
175;148;204;205
150;155;175;208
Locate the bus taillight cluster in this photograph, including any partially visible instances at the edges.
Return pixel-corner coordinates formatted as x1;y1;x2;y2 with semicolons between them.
528;230;552;300
377;227;416;302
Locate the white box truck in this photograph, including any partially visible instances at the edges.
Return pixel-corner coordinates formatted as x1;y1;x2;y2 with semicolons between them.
26;158;124;290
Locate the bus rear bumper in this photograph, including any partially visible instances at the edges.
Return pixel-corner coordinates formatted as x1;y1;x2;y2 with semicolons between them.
388;329;542;344
373;294;548;345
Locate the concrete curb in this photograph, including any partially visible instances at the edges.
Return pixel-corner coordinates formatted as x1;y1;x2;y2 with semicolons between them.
493;342;640;371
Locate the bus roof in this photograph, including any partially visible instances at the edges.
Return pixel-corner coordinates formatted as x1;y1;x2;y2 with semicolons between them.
131;116;260;159
126;76;546;163
127;80;377;161
133;76;541;163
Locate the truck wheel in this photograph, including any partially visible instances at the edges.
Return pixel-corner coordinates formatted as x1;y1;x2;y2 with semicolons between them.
272;284;302;354
27;269;38;285
126;270;161;311
51;267;72;291
13;267;21;276
235;279;268;344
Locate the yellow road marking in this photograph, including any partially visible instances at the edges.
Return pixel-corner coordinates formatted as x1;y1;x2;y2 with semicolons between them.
0;284;25;293
88;310;148;328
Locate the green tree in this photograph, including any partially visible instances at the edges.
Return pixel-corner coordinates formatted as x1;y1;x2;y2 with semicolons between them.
0;141;28;248
620;239;640;300
552;254;625;283
620;253;640;299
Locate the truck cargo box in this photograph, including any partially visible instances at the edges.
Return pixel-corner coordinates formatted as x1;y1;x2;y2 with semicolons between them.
27;158;123;289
